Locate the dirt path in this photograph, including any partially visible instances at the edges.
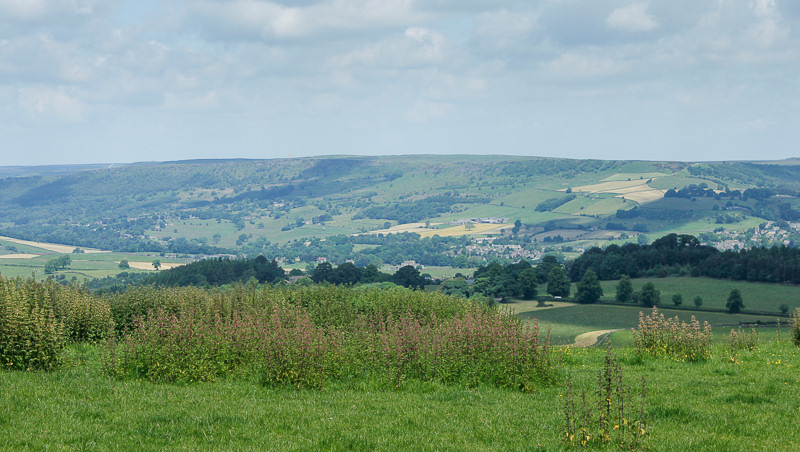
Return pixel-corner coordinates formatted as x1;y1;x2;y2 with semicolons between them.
569;329;625;347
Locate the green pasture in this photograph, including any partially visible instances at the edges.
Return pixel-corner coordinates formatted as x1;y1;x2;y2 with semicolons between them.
523;303;780;345
491;188;560;209
648;175;722;190
3;339;800;450
601;172;671;182
598;277;800;314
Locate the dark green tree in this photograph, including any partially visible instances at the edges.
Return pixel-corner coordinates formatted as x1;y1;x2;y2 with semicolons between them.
118;259;130;270
517;267;538;300
311;262;333;283
575;269;603;304
441;278;470;298
672;294;683;307
392;265;427;289
615;275;633;303
694;296;703;307
726;289;744;313
638;282;660;307
535;255;560;284
547;266;571;298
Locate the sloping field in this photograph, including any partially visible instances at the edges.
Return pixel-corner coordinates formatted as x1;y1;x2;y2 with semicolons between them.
617;188;666;204
601;172;670;181
0;236;109;254
0;254;39;259
418;223;505;238
364;222;435;234
567;179;649;193
127;261;184;271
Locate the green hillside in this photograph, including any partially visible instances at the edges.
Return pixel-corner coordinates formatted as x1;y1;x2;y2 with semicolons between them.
1;156;799;273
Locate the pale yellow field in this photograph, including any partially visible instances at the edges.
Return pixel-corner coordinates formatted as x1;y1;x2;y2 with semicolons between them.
127;262;184;271
367;222;432;234
0;253;39;259
0;236;109;254
616;189;665;203
566;180;665;204
417;223;506;238
567;179;651;193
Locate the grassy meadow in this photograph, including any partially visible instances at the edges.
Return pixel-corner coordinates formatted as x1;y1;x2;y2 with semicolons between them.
3;276;800;450
3;339;800;450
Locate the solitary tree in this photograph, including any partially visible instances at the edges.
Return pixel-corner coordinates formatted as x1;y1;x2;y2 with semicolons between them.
694;296;703;308
547;266;571;298
615;275;633;303
152;260;161;270
575;269;603;304
118;260;130;270
726;289;744;313
672;294;683;307
638;282;660;307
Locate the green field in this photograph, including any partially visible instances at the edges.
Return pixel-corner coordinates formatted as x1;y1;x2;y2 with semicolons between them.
598;277;800;314
502;275;800;345
3;340;799;450
0;238;188;281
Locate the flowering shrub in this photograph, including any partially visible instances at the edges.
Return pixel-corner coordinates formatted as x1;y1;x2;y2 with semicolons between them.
727;328;758;352
0;276;65;371
0;276;114;371
791;308;800;347
103;285;556;390
633;307;712;361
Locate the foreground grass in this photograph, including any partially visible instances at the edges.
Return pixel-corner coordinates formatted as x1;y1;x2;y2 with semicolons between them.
3;340;800;451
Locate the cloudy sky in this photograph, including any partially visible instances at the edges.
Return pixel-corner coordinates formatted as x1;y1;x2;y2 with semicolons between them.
1;0;798;166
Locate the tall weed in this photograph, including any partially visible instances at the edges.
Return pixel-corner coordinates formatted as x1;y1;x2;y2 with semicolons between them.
633;307;712;361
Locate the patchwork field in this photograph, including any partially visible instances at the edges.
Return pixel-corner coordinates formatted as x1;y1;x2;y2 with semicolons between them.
0;235;108;254
0;236;188;281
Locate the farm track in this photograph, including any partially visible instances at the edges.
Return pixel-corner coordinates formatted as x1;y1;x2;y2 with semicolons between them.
569;329;625;347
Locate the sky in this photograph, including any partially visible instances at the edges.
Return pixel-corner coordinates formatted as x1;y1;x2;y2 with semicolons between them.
1;0;799;166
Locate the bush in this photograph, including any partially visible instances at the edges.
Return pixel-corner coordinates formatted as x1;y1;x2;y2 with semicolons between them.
0;277;65;371
727;328;758;353
103;284;556;390
633;307;712;362
791;308;800;347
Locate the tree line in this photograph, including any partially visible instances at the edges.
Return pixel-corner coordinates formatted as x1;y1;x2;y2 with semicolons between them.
569;233;800;285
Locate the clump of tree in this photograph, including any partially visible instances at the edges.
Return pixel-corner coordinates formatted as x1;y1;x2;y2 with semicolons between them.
575;269;602;304
470;257;570;300
534;194;576;212
44;255;71;274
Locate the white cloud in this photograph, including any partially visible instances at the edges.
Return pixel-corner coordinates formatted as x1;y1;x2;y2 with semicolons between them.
330;27;446;68
545;52;626;79
18;86;87;121
606;3;658;32
407;99;453;122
